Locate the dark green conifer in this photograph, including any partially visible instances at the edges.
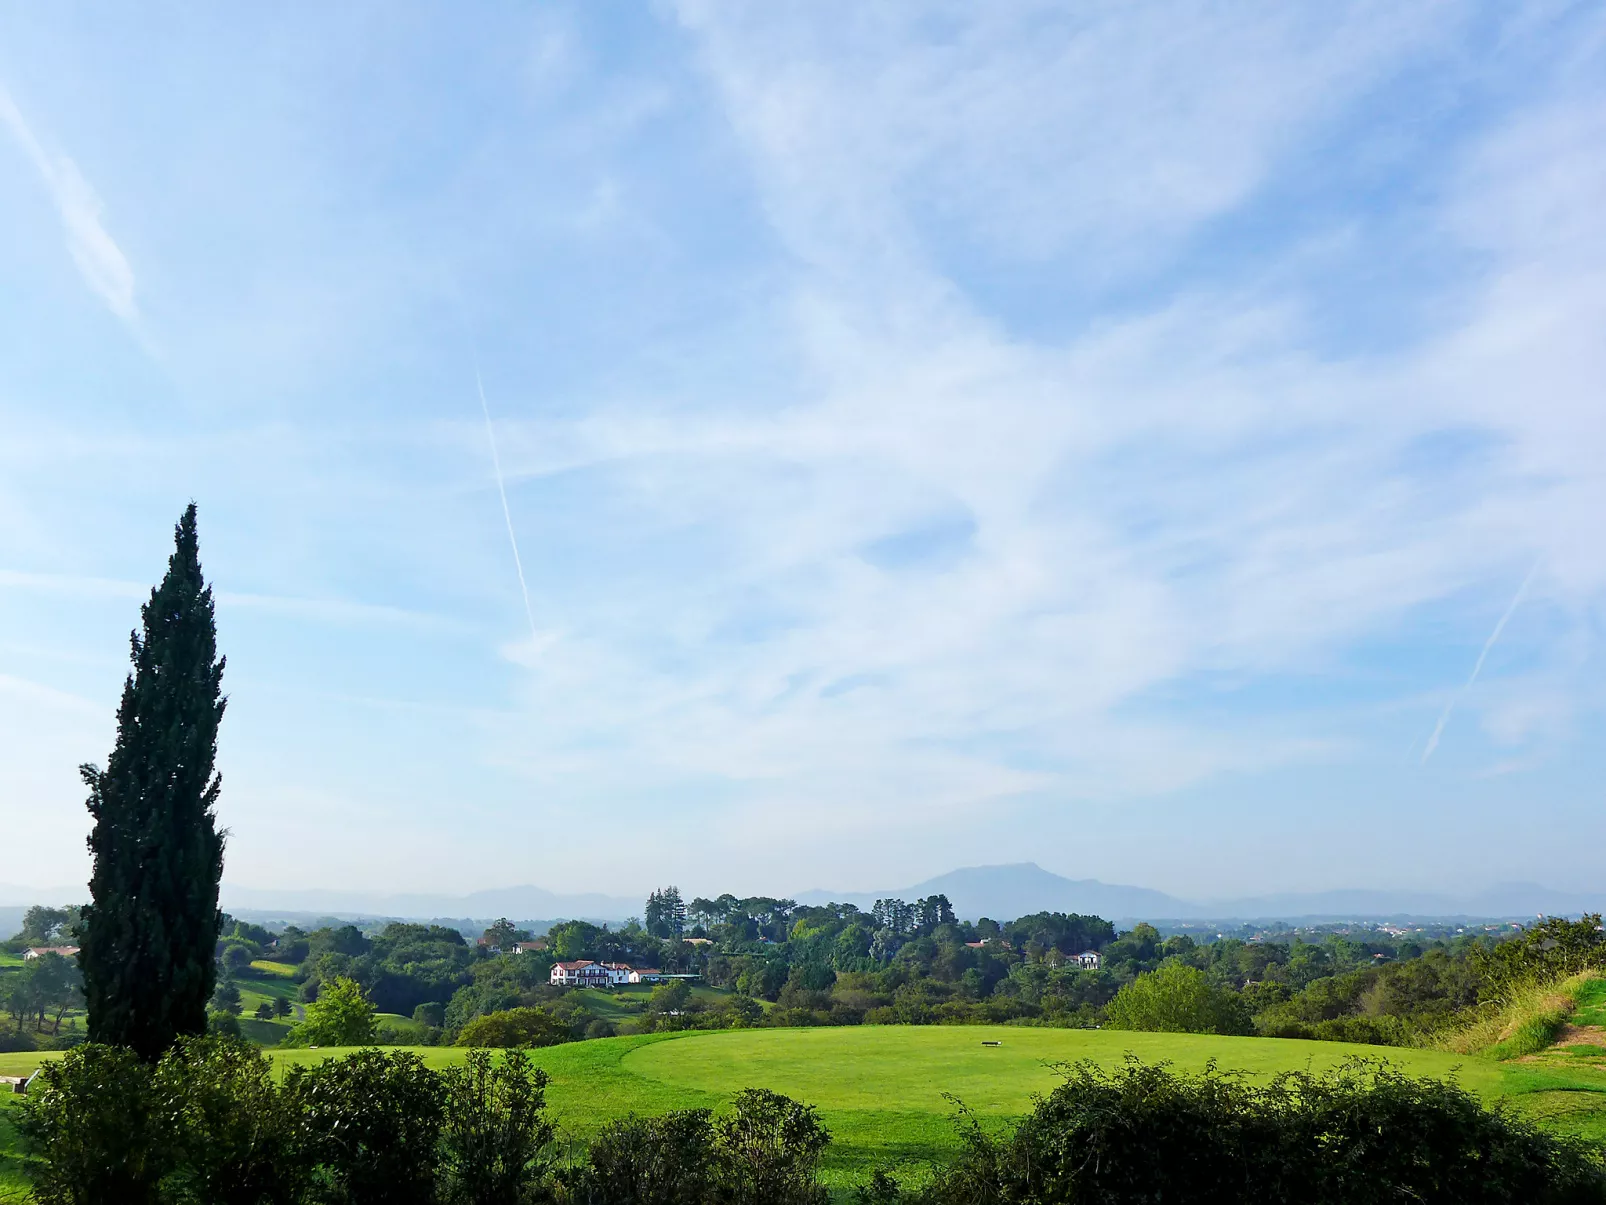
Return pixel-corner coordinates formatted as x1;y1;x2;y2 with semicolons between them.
79;503;227;1059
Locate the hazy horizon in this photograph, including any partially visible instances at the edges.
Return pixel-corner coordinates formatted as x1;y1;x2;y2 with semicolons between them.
3;4;1604;899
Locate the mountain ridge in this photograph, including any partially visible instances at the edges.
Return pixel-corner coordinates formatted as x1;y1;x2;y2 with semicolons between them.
6;868;1602;927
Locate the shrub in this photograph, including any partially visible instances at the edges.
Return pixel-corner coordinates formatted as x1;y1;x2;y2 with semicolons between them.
290;976;377;1047
413;1002;445;1028
455;1007;570;1049
559;1109;718;1205
1104;963;1252;1035
439;1050;555;1205
915;1057;1606;1205
152;1035;303;1205
713;1088;831;1205
286;1048;443;1205
17;1043;169;1205
560;1092;829;1205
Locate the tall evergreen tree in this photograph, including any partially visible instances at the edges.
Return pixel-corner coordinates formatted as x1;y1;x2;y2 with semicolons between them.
79;503;227;1059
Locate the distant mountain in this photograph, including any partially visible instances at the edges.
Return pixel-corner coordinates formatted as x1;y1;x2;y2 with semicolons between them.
797;865;1606;924
796;863;1190;922
218;883;640;925
1201;882;1606;922
0;883;85;907
4;870;1599;935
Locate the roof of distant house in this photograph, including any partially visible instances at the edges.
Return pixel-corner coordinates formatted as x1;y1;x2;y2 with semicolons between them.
25;946;79;958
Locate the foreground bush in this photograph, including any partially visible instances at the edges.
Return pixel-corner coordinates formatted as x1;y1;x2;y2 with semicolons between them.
286;1048;443;1205
913;1057;1606;1205
439;1049;555;1205
154;1036;304;1205
17;1043;168;1205
557;1089;830;1205
20;1042;557;1205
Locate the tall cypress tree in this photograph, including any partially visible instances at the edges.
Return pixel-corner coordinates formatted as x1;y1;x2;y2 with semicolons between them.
79;503;227;1059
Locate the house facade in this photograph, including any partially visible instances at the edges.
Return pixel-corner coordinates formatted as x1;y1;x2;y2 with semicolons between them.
550;961;692;987
1074;950;1101;969
23;946;78;961
550;960;646;987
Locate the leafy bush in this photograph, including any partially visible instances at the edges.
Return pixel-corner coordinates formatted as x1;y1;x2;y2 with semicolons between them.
17;1043;169;1205
711;1089;831;1205
285;1048;443;1205
559;1109;718;1204
455;1007;571;1049
914;1056;1606;1204
289;976;377;1047
1473;915;1606;1003
556;1090;829;1205
152;1035;302;1205
438;1050;555;1205
1104;963;1252;1035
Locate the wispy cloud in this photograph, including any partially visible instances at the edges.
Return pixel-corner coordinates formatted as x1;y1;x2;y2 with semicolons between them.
1420;564;1539;762
0;83;137;323
474;367;542;652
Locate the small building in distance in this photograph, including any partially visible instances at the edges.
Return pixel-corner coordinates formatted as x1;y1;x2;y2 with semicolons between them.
23;946;79;961
1074;950;1101;970
513;940;547;954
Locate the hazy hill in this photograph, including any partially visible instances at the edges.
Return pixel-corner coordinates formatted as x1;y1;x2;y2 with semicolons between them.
6;870;1602;934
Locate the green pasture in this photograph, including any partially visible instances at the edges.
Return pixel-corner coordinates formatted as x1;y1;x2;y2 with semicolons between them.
4;1026;1605;1191
250;960;297;978
0;953;23;969
573;982;753;1024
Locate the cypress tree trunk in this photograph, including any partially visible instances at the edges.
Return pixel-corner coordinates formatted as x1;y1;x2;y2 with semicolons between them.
79;503;227;1060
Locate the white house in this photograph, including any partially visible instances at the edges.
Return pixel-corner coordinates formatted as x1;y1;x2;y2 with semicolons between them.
551;960;641;987
628;968;668;984
1074;950;1101;970
23;946;78;961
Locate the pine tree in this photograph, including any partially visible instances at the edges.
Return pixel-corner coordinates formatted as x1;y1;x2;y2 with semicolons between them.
79;503;227;1059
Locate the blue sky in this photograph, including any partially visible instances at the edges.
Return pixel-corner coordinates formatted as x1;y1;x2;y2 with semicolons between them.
2;2;1603;901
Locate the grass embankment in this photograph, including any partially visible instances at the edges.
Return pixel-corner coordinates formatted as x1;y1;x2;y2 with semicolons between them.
1433;973;1606;1141
9;1025;1603;1189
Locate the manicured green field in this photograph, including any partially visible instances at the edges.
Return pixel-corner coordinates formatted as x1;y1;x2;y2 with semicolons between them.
4;1026;1605;1191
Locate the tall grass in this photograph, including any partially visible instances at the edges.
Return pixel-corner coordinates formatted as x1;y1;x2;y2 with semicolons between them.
1438;973;1603;1059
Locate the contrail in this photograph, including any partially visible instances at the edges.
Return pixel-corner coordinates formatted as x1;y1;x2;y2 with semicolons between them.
1420;562;1538;763
474;366;540;650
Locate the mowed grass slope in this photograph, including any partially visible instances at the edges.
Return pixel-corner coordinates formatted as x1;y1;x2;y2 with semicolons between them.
4;1026;1606;1189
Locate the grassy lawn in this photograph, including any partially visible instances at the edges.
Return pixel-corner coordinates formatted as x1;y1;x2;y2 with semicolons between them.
234;967;304;1024
0;953;24;968
1576;978;1606;1028
4;1026;1605;1192
0;1096;31;1202
249;960;297;978
573;982;758;1026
